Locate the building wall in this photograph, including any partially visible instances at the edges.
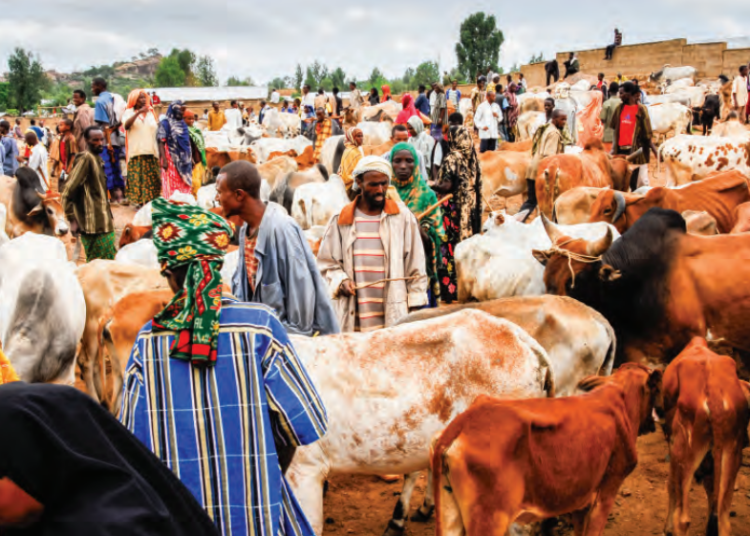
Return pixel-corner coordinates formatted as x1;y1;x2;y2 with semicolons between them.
520;38;750;88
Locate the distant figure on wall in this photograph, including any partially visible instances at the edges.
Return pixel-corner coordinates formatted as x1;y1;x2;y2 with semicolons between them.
605;28;623;60
545;59;560;86
563;53;580;79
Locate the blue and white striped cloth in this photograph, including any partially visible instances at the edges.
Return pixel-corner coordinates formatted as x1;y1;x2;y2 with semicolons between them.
119;298;327;536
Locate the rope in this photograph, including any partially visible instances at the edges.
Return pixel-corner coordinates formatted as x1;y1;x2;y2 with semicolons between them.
334;275;420;299
548;238;603;289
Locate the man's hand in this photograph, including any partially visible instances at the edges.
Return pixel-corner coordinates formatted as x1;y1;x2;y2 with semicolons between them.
69;218;79;236
339;280;356;297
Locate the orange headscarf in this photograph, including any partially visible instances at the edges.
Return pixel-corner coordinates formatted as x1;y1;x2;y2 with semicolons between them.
0;346;19;384
381;84;391;103
126;89;156;121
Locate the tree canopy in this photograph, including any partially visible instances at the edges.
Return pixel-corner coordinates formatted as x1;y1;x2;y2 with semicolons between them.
6;48;48;112
455;12;504;82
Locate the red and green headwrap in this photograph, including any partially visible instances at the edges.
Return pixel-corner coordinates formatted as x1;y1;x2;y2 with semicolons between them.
151;198;234;366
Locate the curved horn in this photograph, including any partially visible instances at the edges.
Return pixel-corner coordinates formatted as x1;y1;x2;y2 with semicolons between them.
586;227;613;257
541;214;565;244
612;191;627;223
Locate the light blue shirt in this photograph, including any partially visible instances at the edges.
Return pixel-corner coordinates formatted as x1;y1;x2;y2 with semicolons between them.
232;202;340;336
1;135;18;176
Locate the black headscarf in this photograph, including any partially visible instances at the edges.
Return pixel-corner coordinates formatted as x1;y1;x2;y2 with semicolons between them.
0;383;220;536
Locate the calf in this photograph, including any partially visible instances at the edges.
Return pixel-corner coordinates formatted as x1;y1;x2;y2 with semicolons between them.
118;223;152;248
588;171;750;234
661;337;750;536
432;363;662;536
0;169;70;238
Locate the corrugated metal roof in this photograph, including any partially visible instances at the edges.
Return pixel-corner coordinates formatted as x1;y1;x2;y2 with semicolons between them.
151;86;269;102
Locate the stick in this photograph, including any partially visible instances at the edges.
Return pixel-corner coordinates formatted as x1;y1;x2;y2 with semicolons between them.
355;275;419;290
481;194;493;213
417;194;453;221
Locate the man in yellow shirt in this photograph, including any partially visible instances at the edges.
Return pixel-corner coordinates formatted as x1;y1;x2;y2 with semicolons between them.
207;101;227;131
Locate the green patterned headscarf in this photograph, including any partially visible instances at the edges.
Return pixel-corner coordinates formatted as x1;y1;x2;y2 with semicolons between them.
151;198;234;366
188;125;207;167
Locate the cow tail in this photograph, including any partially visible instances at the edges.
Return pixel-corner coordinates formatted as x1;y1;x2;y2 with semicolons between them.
432;419;463;536
315;163;330;181
544;366;556;398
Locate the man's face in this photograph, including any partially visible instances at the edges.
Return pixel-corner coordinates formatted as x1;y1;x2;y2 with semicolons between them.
173;105;185;120
316;109;325;121
452;81;458;89
215;174;244;217
742;67;749;78
212;102;219;110
87;130;105;154
136;94;147;108
553;114;568;130
358;171;389;210
544;100;555;115
486;92;495;103
0;125;7;136
392;149;415;181
91;82;102;96
406;123;417;137
353;130;364;146
72;93;85;106
59;122;69;134
392;130;409;144
303;86;310;94
619;88;626;101
598;74;604;81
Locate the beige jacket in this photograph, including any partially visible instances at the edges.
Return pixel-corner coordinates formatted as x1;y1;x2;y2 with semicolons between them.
526;124;564;180
316;197;428;332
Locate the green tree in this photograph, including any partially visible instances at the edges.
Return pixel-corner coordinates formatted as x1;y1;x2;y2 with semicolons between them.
147;47;160;57
455;12;504;82
413;61;441;88
269;77;287;90
330;67;346;89
7;48;48;112
304;61;329;89
293;63;304;89
368;67;385;87
226;76;255;86
0;82;9;110
529;52;544;64
402;67;415;86
195;55;218;86
155;56;186;87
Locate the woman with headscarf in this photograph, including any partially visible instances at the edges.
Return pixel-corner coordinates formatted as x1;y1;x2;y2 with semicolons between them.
123;89;160;207
431;126;482;303
368;88;380;106
395;94;419;125
429;84;448;141
338;127;364;199
390;142;446;306
504;83;521;142
381;85;392;103
0;382;221;536
406;116;435;178
183;110;207;196
157;100;193;199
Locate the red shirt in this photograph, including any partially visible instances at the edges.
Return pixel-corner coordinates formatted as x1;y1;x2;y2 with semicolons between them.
152;95;161;104
618;104;638;147
59;138;68;170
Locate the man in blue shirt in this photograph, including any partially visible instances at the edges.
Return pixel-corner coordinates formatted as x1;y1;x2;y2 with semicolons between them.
91;77;125;203
414;85;431;116
0;120;19;176
28;119;44;142
446;80;462;108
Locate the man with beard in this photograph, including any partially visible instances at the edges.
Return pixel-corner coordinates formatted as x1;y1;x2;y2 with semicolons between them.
61;126;116;261
215;160;339;336
317;156;428;332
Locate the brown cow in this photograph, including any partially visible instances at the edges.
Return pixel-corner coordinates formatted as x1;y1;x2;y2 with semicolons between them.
682;210;718;236
497;139;533;152
661;337;750;536
98;289;173;412
268;149;298;161
730;201;750;234
432;363;662;536
118;223;152;248
535;140;629;218
532;210;750;365
294;145;316;171
588;171;750;234
205;146;257;171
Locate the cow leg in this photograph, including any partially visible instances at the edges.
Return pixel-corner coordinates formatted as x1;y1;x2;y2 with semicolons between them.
411;468;435;522
286;443;328;536
668;422;710;536
699;453;718;536
713;444;742;536
383;471;420;536
79;326;100;403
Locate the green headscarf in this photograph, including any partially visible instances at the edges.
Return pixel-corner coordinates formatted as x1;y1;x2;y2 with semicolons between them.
151;198;234;366
188;125;207;167
389;142;446;297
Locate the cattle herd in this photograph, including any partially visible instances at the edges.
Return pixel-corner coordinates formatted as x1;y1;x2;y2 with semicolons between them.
2;62;750;536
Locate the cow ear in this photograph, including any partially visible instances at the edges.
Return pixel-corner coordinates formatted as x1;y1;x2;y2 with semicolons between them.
644;187;666;203
532;249;551;265
123;226;131;235
494;213;505;226
27;203;43;217
599;264;622;282
515;209;530;222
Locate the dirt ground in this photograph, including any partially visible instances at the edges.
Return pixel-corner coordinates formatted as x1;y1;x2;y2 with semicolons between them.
322;434;750;536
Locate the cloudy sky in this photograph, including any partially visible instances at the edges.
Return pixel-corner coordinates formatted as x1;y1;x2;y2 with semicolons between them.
0;0;748;85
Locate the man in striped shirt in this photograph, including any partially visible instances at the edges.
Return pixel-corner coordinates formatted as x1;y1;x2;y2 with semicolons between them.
119;199;328;536
317;156;428;332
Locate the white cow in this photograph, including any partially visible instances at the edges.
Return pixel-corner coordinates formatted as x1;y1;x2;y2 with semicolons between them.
251;136;312;164
458;98;473;121
356;121;392;146
647;102;692;141
291;175;349;230
650;65;698;84
262;108;302;138
663;77;695;94
516;111;546;141
220;249;239;284
319;135;344;174
361;100;402;121
115;239;159;269
660;134;750;185
0;203;10;246
0;233;85;385
455;212;619;302
287;310;552;536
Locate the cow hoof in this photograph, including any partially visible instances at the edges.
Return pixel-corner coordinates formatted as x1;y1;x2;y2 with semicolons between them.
410;506;434;522
382;521;405;536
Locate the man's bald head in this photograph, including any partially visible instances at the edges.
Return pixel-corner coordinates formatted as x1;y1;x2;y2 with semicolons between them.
219;160;262;199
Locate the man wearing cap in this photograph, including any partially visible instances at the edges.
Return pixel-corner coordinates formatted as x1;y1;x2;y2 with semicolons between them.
317;156;428;332
119;197;328;536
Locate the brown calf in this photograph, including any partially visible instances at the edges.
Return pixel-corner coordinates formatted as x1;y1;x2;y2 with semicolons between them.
118;223;152;248
432;363;662;536
661;337;750;536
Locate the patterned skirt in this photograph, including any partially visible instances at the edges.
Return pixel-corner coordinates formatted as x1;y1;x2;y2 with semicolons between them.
126;154;162;206
161;150;193;200
192;162;205;196
80;232;117;262
438;198;460;304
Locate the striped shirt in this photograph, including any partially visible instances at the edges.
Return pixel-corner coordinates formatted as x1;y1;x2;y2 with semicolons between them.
119;298;327;536
243;229;260;293
353;209;386;332
61;151;114;234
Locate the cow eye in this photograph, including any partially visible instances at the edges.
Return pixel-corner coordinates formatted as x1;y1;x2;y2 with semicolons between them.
603;208;612;214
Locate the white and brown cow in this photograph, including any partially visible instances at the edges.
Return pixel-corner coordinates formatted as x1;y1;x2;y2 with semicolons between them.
0;170;70;238
659;134;750;186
